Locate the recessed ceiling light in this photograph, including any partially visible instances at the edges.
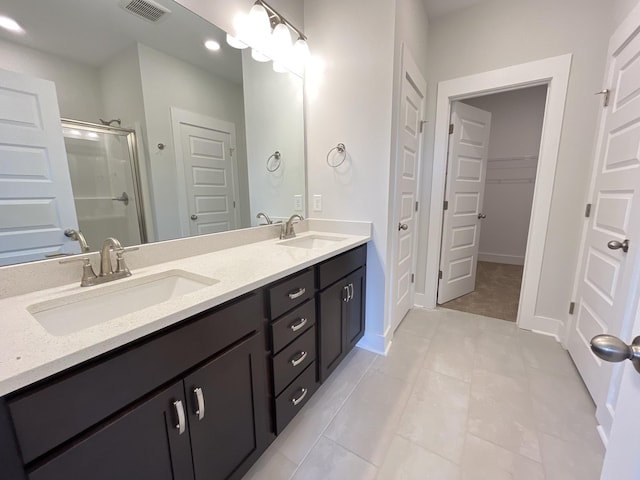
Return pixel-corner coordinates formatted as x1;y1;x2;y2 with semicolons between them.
0;15;24;34
204;40;221;51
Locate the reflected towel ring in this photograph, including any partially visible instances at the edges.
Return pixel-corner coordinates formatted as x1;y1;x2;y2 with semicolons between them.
267;151;282;172
326;143;346;167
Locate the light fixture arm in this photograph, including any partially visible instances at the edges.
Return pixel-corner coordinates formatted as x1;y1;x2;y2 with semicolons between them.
255;0;307;40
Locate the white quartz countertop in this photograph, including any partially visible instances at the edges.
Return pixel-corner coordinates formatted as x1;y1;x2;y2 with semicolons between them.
0;226;370;396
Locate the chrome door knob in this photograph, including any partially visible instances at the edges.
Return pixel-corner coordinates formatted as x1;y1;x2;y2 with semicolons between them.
398;223;408;231
607;239;629;253
591;334;640;374
477;213;487;219
190;214;198;220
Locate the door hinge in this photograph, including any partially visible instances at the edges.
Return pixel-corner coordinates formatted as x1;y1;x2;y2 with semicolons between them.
595;89;610;107
438;270;443;280
415;201;419;212
449;123;454;135
569;302;576;314
585;203;592;218
443;200;449;211
233;201;236;208
419;120;427;133
229;147;235;156
411;273;415;283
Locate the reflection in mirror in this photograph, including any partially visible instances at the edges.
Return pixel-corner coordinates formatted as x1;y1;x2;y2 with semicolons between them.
0;0;305;267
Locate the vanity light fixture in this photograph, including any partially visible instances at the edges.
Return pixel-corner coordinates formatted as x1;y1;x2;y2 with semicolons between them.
226;0;310;73
0;15;25;34
204;39;221;51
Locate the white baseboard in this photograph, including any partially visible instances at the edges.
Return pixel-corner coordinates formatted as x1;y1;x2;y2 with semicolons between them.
356;330;388;355
478;252;525;265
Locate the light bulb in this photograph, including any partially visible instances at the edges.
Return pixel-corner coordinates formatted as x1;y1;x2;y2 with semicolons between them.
293;38;311;64
272;22;292;63
248;4;271;44
204;40;221;51
0;16;24;34
251;48;270;62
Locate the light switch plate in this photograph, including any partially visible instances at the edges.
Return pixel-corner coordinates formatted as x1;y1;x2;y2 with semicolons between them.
313;194;322;212
294;195;303;211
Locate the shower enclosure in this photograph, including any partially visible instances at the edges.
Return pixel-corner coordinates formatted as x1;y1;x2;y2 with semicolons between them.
61;119;147;250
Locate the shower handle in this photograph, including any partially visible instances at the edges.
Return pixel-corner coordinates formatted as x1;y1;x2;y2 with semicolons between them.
112;192;129;206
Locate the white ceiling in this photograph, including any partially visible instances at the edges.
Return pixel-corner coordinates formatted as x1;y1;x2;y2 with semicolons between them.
0;0;242;84
423;0;491;19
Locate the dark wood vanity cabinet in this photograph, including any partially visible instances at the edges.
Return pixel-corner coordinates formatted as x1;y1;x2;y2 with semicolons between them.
1;242;368;480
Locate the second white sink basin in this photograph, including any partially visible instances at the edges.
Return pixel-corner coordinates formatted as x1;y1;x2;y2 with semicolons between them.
278;234;346;249
28;270;218;336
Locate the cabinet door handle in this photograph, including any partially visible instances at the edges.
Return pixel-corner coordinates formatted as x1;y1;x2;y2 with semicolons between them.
173;400;186;435
290;317;308;332
193;387;205;421
291;387;308;406
349;283;354;300
288;287;306;300
343;285;350;302
290;350;308;367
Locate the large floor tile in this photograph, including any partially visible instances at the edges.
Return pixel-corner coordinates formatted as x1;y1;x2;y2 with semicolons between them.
242;445;297;480
539;432;604;480
467;369;541;462
396;308;440;338
460;434;545;480
474;330;526;379
324;370;412;466
376;435;459;480
291;436;377;480
370;330;431;382
517;330;578;377
423;329;476;382
435;308;481;336
396;369;470;463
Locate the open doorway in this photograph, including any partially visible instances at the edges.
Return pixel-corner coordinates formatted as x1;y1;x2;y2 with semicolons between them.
439;86;548;322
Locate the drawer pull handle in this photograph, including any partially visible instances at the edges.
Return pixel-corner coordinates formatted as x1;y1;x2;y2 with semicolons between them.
288;287;306;300
291;350;308;367
290;317;308;332
343;285;350;302
173;400;186;435
291;387;308;406
193;387;205;420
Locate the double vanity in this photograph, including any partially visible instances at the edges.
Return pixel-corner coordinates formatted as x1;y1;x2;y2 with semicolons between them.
0;220;371;480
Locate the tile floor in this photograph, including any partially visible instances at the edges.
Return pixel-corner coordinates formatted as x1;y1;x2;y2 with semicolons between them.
242;308;604;480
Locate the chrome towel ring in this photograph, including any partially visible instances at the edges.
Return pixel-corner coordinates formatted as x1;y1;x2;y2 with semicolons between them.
267;151;282;172
326;143;347;167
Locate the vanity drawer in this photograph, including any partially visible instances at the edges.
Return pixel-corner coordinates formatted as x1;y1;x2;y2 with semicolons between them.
8;291;265;464
318;244;367;290
272;327;316;396
275;362;318;434
268;269;314;319
271;299;315;353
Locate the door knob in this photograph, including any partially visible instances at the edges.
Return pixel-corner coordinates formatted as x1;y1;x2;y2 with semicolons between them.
398;223;408;231
607;239;629;253
190;214;198;220
477;213;486;219
591;334;640;374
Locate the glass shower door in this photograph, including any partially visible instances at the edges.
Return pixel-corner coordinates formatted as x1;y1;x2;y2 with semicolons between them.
62;120;146;251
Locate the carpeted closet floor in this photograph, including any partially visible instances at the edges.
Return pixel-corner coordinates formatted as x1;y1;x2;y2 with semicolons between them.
440;261;524;322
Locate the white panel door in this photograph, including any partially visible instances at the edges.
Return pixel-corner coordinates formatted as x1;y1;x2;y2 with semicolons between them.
568;4;640;437
0;68;79;266
438;102;491;304
390;48;426;332
179;123;237;235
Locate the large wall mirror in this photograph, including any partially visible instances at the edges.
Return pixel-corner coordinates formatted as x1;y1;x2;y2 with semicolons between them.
0;0;305;267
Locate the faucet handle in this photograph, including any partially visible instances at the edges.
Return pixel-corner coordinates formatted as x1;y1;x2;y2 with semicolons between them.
114;247;136;276
59;256;99;287
59;256;93;265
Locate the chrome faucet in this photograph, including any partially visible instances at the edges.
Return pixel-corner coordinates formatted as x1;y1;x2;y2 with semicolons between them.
256;212;273;225
281;214;304;239
64;228;91;252
60;236;137;287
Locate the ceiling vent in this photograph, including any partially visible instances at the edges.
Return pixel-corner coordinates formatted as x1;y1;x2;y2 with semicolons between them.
119;0;171;23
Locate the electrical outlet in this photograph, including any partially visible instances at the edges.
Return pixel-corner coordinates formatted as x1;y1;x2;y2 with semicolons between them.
313;194;322;212
294;195;303;211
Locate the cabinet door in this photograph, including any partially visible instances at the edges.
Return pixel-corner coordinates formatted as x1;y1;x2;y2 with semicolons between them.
318;279;348;383
28;382;194;480
345;267;366;351
184;333;268;480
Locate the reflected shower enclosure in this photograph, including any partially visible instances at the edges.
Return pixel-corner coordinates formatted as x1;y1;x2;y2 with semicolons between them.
61;120;147;251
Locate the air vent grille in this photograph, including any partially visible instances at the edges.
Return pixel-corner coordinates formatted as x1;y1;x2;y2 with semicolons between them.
121;0;170;23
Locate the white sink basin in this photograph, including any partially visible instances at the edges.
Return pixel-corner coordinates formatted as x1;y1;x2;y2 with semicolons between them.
28;270;218;336
278;234;346;249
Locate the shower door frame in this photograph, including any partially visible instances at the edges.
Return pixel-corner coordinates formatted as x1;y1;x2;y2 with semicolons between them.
61;118;148;244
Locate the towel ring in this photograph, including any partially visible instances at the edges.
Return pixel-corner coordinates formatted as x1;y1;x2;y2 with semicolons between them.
267;151;282;172
326;143;347;168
